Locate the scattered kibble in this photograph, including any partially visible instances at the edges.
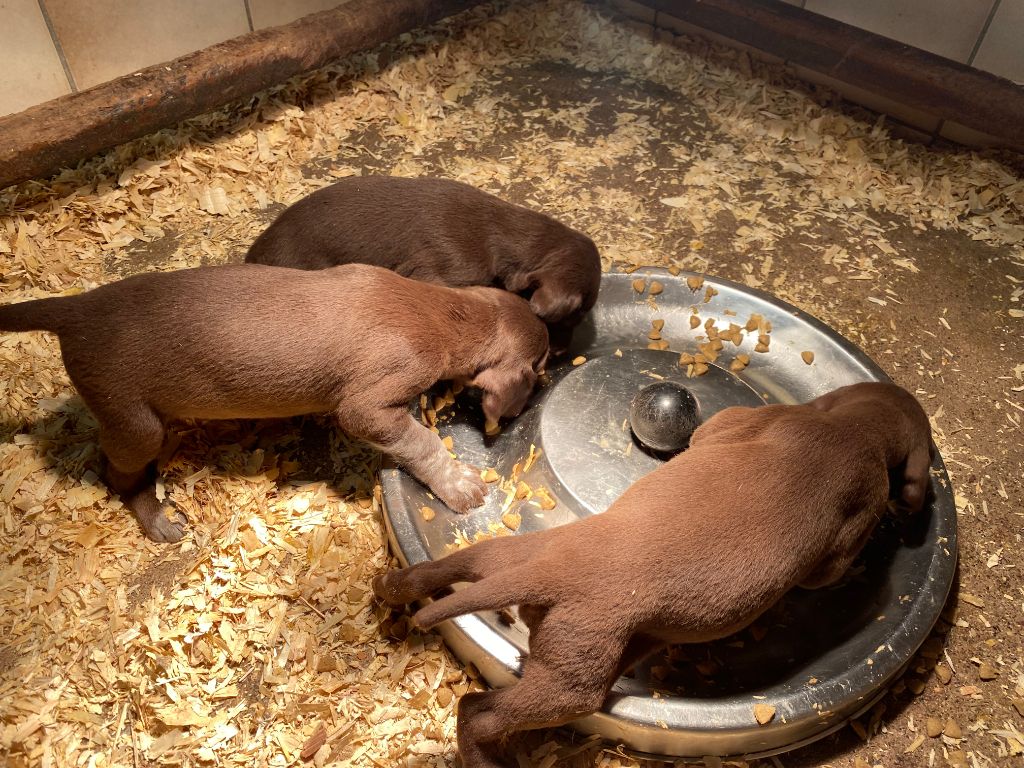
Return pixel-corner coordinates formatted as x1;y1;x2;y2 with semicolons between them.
420;506;436;522
925;717;943;738
649;280;664;295
632;278;646;293
481;468;500;483
572;355;587;366
502;511;522;531
801;350;815;365
689;315;701;329
686;275;704;291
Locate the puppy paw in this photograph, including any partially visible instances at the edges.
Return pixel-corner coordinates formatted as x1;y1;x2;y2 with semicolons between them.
139;504;188;543
435;461;488;513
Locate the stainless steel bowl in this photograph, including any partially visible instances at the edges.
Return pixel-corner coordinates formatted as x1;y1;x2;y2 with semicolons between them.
380;268;957;760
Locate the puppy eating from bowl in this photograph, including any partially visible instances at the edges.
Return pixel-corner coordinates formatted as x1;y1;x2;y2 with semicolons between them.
373;382;933;768
0;263;548;542
244;176;601;354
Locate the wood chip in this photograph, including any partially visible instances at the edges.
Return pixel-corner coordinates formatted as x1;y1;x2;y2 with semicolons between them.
301;724;328;761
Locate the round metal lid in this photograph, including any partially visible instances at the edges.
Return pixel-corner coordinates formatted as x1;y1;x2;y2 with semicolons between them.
379;268;957;760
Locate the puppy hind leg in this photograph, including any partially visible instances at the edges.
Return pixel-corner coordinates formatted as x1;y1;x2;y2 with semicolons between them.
97;405;185;543
456;612;629;768
412;565;546;629
374;533;537;606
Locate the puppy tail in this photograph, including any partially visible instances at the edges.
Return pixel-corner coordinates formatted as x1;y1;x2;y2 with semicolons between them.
413;572;543;630
0;296;70;334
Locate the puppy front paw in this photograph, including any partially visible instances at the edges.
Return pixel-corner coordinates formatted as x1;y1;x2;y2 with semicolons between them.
138;503;189;543
434;461;488;513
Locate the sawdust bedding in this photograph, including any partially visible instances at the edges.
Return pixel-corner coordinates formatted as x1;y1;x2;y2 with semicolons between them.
0;1;1022;766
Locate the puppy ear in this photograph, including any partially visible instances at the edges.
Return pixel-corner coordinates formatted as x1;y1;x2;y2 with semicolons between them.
471;366;537;424
529;281;583;323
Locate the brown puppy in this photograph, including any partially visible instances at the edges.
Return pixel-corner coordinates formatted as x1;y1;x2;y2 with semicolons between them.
244;176;601;353
373;382;933;768
0;264;548;543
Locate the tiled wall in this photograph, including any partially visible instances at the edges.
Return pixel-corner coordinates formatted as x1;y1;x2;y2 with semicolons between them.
611;0;1024;148
0;0;352;117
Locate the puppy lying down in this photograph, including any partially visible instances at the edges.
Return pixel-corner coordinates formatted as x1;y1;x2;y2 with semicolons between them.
374;382;933;768
244;176;602;352
0;264;548;542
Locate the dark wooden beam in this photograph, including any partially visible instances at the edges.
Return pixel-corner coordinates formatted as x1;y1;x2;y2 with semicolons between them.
0;0;482;191
634;0;1024;150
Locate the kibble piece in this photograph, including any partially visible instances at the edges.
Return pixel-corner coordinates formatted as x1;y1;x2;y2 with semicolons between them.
679;353;695;365
632;278;646;293
693;362;709;376
485;420;501;436
745;313;763;332
703;286;718;303
978;661;998;680
935;664;952;684
441;435;454;451
649;280;664;296
668;265;681;275
515;481;531;500
925;717;943;738
755;342;769;353
648;329;662;340
534;487;557;510
436;687;454;708
687;275;704;291
652;318;665;332
502;511;522;531
420;506;436;522
753;703;775;725
689;315;701;329
801;350;815;365
943;719;962;739
481;468;500;483
648;340;670;351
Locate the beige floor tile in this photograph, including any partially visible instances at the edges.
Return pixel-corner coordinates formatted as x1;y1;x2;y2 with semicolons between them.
45;0;250;90
804;0;995;63
971;0;1024;83
0;0;72;117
